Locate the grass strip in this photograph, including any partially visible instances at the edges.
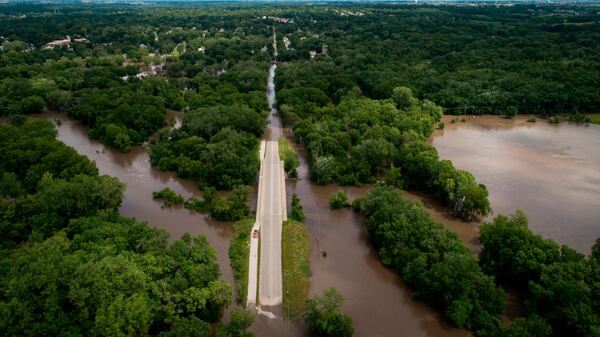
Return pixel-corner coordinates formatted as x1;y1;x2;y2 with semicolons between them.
588;113;600;125
282;219;311;318
229;218;254;303
278;137;299;177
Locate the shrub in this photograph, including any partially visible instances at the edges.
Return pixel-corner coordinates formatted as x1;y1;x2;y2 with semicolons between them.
503;106;517;119
548;116;560;124
290;193;305;222
184;186;217;213
152;188;184;207
329;190;349;209
279;137;299;178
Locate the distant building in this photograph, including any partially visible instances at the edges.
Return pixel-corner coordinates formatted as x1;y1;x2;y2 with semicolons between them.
43;38;70;49
42;36;88;50
264;16;293;24
283;36;291;50
273;17;290;23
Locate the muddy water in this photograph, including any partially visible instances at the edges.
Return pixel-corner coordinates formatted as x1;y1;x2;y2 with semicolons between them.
259;64;470;336
287;147;471;337
432;115;600;253
33;111;237;292
31;65;473;337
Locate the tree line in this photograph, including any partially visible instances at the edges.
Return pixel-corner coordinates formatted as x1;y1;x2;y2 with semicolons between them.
273;4;600;116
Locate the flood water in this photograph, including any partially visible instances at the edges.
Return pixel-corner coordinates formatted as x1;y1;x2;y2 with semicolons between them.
261;64;471;337
33;111;237;298
31;66;474;337
287;149;471;337
432;115;600;253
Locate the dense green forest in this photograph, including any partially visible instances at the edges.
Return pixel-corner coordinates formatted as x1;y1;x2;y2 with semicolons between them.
273;4;600;116
2;3;600;337
0;120;246;336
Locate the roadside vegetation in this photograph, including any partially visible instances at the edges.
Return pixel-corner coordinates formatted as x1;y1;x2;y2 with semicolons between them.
304;288;354;337
151;185;251;222
279;137;299;178
215;308;256;337
282;219;311;318
229;218;255;303
290;193;305;222
0;118;236;337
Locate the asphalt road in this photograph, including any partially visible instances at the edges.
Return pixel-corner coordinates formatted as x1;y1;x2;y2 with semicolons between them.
258;140;284;306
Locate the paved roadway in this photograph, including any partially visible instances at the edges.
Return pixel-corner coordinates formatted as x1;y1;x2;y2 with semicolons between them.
258;140;285;306
247;140;286;307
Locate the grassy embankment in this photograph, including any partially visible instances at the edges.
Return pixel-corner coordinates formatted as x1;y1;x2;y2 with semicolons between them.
279;137;299;177
282;220;311;318
589;114;600;124
229;218;254;303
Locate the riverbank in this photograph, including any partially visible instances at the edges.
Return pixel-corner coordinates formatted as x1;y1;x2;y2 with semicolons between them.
590;114;600;124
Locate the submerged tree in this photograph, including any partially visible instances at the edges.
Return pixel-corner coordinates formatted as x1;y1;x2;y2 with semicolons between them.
304;288;354;337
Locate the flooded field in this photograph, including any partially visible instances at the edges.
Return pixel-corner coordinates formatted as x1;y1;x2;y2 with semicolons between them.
432;115;600;253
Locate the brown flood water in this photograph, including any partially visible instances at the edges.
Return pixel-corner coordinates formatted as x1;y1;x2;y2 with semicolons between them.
33;111;239;306
432;115;600;253
262;65;470;337
30;67;474;337
35;110;474;337
286;142;472;337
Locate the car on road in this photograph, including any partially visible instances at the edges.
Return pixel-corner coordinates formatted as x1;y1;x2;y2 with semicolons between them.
253;229;259;238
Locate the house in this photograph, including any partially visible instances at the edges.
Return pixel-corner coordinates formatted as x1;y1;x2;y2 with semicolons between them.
43;37;70;49
42;36;88;50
